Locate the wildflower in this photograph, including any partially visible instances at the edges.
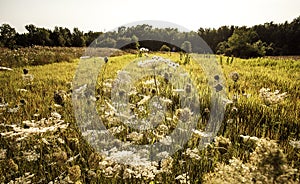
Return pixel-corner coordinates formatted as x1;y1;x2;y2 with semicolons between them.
289;139;300;149
8;159;18;172
22;73;34;83
143;79;159;85
157;135;172;145
80;56;90;59
68;165;81;182
54;90;67;106
175;173;190;184
214;83;223;92
214;136;231;154
231;106;238;113
259;87;287;105
230;71;239;82
232;94;238;103
192;129;212;138
175;108;193;122
137;95;151;106
183;148;201;160
222;98;233;105
239;135;259;144
127;131;143;142
51;111;62;120
66;154;80;163
74;84;87;96
172;88;185;92
157;124;169;134
20;99;26;105
156;151;170;159
17;88;28;92
53;150;68;165
123;168;135;179
160;156;174;173
23;68;29;74
22;150;40;162
185;83;192;94
164;72;169;81
0;66;13;71
0;149;7;159
104;56;108;63
8;105;19;113
161;97;172;104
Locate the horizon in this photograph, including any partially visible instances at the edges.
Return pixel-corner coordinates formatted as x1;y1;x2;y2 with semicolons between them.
0;0;299;33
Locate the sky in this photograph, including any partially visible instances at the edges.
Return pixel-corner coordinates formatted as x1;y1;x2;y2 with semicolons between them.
0;0;299;33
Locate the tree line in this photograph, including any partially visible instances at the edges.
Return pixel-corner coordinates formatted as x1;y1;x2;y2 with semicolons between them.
0;16;299;58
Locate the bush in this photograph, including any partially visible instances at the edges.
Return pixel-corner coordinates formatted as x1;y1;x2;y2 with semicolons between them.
160;44;171;52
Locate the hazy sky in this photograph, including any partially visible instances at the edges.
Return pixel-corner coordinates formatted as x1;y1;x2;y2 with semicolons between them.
0;0;299;33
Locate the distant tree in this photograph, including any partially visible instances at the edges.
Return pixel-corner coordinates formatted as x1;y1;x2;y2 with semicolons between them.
71;28;85;47
50;27;66;46
116;37;132;48
84;31;102;46
24;24;52;46
15;33;29;46
181;41;192;53
0;24;16;49
198;26;235;53
218;28;270;58
97;38;116;48
36;28;52;46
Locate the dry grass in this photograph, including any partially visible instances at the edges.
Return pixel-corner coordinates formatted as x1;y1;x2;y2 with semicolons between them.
0;48;299;183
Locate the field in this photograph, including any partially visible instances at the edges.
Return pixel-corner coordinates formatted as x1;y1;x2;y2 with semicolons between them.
0;47;299;183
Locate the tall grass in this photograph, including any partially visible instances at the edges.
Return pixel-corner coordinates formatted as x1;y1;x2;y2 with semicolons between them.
0;48;299;183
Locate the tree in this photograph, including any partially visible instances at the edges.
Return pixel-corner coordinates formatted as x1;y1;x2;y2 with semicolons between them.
71;28;85;47
85;31;102;46
181;41;192;53
218;28;270;58
97;38;116;48
160;44;171;52
116;37;132;48
0;24;16;48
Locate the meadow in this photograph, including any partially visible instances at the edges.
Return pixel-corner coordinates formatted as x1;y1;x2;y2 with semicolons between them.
0;47;299;183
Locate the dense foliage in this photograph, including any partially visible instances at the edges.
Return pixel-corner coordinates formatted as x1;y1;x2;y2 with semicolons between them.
0;16;299;58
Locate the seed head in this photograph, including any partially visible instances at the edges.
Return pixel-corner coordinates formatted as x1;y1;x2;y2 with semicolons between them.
230;72;239;82
23;68;29;74
104;56;108;63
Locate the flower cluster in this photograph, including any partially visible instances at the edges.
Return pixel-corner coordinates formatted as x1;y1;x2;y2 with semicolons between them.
137;56;179;69
259;87;287;105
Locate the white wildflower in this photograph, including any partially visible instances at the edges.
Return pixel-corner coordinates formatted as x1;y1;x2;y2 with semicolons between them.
159;136;173;145
175;172;190;184
289;139;300;149
22;74;34;82
192;129;213;138
172;88;185;92
127;131;143;142
137;95;151;106
8;105;19;113
123;168;135;179
51;112;61;120
259;87;287;105
161;156;173;173
0;149;6;159
0;66;13;71
183;148;201;160
240;135;259;143
143;79;160;85
17;88;28;92
22;150;40;162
